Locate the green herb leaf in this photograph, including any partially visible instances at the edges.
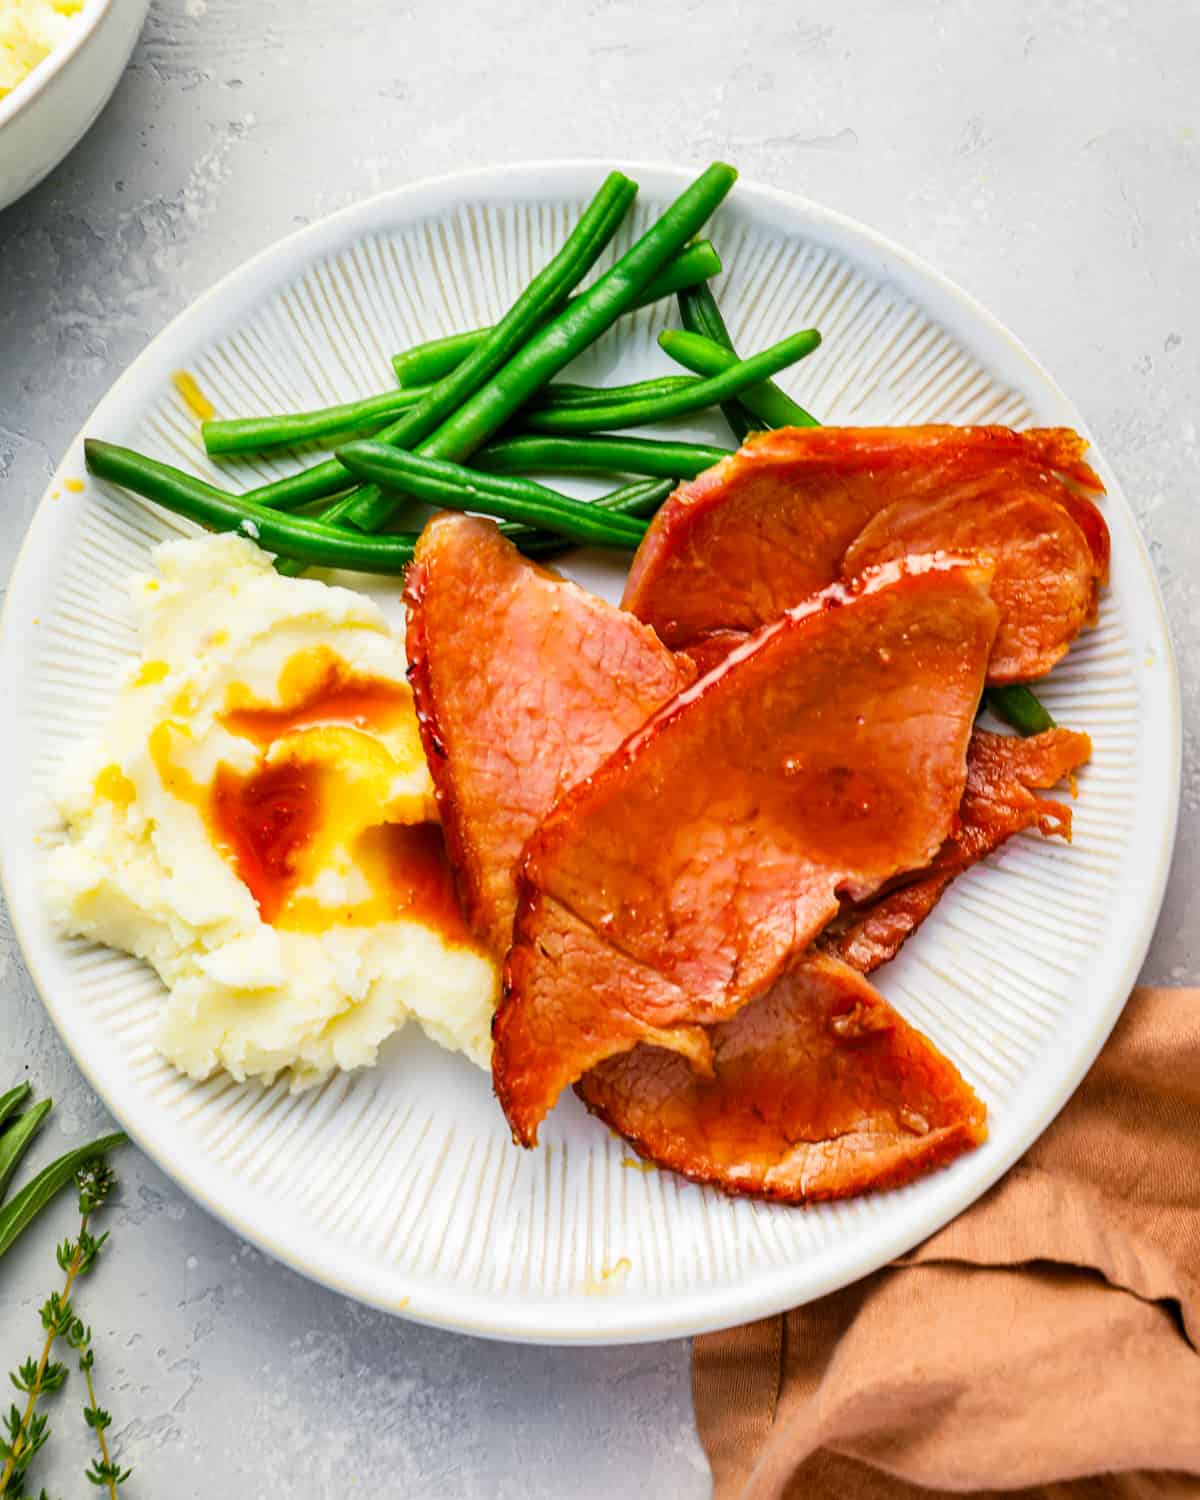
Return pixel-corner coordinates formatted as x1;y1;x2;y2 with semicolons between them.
37;1363;68;1396
2;1399;23;1445
9;1360;39;1394
0;1084;33;1136
0;1134;125;1263
85;1457;132;1487
1;1402;49;1481
74;1231;108;1277
0;1101;52;1205
39;1293;75;1338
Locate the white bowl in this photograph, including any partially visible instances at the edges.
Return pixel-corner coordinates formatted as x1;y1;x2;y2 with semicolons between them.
0;0;149;213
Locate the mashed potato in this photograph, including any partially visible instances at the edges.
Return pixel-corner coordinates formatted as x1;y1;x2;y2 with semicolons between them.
0;0;85;99
47;534;499;1090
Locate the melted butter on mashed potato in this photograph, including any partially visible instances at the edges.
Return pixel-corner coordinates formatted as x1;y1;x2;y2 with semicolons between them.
47;533;499;1090
0;0;84;99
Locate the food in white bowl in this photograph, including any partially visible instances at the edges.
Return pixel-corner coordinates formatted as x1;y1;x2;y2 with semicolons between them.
47;533;499;1091
0;0;149;213
0;0;84;98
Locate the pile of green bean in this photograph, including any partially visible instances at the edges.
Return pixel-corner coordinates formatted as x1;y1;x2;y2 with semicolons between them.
86;163;822;565
84;159;1052;733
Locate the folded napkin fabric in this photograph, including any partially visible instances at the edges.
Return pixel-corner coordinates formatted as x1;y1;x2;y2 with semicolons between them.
693;987;1200;1499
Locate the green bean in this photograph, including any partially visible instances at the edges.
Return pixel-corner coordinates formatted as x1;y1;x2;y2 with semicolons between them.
343;163;738;533
231;378;699;463
204;379;692;462
985;685;1057;736
203;388;425;458
272;486;362;574
391;240;724;386
676;283;756;441
534;375;698;409
88;442;668;576
392;331;501;391
661;327;818;429
305;487;369;531
430;478;671;562
268;411;693;546
518;327;820;435
475;433;729;481
283;480;672;573
310;464;668;536
245;169;639;513
335;442;647;548
478;479;676;560
592;477;675;517
86;441;421;573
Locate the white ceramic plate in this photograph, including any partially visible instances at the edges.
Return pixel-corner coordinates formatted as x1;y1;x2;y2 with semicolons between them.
0;162;1179;1344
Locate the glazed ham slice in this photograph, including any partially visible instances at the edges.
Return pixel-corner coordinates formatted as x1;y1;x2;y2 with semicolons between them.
576;951;987;1202
577;729;1087;1200
404;513;694;955
494;558;998;1144
820;726;1092;973
406;513;1071;1199
622;426;1109;684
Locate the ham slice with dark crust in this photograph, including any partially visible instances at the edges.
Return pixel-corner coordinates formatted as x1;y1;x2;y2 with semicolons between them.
575;951;988;1203
819;726;1092;973
404;513;694;955
622;425;1109;685
495;558;999;1145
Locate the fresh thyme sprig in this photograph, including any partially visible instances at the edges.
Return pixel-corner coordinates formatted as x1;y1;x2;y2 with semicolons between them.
77;1334;131;1493
0;1159;131;1499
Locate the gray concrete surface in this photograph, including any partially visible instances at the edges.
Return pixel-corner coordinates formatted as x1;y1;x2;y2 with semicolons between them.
0;1;1196;1493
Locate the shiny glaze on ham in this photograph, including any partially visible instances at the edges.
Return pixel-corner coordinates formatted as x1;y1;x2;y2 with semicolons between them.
820;726;1092;973
622;426;1109;684
576;730;1087;1200
576;951;987;1203
404;513;694;955
494;558;998;1145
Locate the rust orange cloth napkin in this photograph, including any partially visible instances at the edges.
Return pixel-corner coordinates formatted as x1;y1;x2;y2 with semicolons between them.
693;986;1200;1499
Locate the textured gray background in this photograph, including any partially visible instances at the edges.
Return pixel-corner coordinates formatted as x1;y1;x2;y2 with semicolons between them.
0;1;1195;1494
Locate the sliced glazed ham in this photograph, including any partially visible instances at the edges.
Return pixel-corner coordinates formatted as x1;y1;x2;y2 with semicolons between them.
495;558;999;1145
820;726;1092;973
407;512;1079;1200
576;951;988;1202
577;730;1087;1200
404;513;694;955
622;425;1109;684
